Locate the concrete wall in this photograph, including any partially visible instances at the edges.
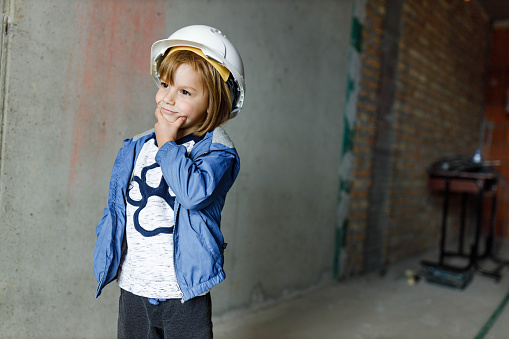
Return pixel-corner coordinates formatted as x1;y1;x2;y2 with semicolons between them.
0;0;352;337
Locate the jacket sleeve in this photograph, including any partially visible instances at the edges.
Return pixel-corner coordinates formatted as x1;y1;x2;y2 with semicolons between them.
93;140;134;297
93;205;115;291
155;141;237;211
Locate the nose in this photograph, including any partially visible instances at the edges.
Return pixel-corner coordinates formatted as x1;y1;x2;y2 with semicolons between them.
162;89;175;105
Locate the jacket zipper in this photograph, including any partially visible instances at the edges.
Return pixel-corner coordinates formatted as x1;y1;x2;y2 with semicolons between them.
173;203;186;303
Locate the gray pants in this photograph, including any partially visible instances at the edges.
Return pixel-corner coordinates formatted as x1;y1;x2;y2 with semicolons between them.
118;289;213;339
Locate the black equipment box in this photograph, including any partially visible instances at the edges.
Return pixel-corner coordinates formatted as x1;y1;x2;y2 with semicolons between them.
421;264;473;289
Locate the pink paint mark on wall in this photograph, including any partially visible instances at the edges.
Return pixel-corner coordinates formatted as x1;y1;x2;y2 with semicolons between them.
66;0;166;192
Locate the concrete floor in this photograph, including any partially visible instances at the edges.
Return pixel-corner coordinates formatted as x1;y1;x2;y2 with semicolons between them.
213;246;509;339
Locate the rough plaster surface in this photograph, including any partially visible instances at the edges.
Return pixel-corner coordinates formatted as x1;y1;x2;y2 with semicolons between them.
0;0;351;337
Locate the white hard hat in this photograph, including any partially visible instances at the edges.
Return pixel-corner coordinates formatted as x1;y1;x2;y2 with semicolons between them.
151;25;245;118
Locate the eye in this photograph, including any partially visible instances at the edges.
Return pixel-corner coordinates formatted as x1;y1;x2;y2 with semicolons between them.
181;89;191;95
160;81;169;88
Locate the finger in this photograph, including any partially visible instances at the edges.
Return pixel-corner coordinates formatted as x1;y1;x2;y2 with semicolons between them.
172;116;187;128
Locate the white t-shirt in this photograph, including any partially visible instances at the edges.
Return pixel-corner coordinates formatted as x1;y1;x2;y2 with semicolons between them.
117;134;199;299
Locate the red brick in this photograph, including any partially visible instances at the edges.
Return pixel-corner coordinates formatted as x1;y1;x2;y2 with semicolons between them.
344;0;490;276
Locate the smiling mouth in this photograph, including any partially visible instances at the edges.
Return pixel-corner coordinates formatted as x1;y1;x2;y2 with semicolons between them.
160;106;179;115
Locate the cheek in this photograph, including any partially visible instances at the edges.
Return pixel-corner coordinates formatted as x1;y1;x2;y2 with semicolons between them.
155;89;164;104
178;101;195;113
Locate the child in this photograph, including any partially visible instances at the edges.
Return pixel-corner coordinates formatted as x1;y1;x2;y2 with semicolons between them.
93;25;245;338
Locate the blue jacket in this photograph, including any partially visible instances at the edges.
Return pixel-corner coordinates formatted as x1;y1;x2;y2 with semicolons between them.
93;126;240;302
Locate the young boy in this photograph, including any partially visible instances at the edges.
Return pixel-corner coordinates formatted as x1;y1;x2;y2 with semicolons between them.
93;25;245;338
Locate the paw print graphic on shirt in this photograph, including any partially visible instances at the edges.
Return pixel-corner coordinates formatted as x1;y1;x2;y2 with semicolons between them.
126;163;175;237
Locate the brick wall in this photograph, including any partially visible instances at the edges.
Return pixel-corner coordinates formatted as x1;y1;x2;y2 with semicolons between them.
346;0;490;274
345;0;383;274
485;24;509;237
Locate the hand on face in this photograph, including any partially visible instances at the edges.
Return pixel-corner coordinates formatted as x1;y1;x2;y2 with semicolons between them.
158;104;179;123
154;104;187;148
154;64;210;146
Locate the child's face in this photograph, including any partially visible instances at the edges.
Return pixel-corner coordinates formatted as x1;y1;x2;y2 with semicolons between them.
155;63;209;137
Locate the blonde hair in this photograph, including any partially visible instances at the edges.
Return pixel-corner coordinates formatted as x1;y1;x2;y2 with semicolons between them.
157;49;232;137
